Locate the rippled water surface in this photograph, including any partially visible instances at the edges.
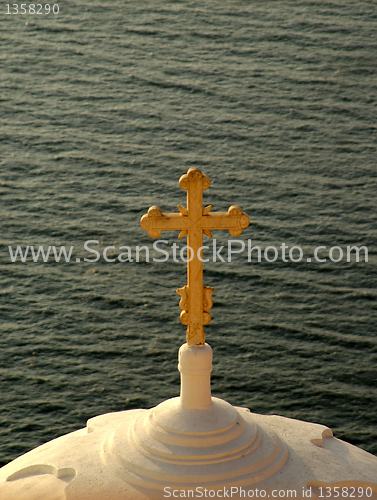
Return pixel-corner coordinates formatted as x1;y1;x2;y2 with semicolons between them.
0;1;376;465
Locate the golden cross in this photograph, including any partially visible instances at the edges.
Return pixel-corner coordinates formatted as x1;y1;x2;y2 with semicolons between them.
140;168;250;346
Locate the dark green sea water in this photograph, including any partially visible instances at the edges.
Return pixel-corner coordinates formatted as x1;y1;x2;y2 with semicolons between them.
0;1;376;466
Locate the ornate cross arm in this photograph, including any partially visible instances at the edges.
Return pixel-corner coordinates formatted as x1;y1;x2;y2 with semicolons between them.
198;206;250;236
140;207;189;238
140;168;250;346
140;205;248;238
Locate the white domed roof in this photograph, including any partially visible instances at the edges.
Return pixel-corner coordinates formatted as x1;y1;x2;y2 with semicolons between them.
0;343;376;500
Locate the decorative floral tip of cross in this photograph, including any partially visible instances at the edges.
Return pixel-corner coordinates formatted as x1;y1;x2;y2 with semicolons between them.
140;168;250;346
